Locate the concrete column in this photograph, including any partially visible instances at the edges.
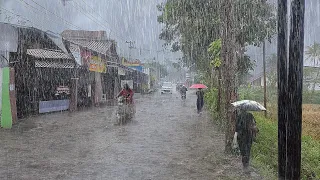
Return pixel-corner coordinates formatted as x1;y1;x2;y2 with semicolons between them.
69;78;79;112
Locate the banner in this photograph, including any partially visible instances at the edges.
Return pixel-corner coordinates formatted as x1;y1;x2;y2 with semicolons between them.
39;100;70;113
128;66;143;72
122;57;142;66
80;50;106;73
89;56;107;73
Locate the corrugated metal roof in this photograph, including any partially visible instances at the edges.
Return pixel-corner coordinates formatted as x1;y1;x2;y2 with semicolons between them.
35;60;75;69
62;30;106;40
27;49;72;59
67;39;112;55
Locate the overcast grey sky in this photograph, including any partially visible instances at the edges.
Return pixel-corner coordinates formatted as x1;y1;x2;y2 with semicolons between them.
0;0;180;62
247;0;320;76
1;0;320;74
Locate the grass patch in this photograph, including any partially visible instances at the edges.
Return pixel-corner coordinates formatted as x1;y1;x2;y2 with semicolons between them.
205;87;320;179
239;87;320;140
252;113;320;180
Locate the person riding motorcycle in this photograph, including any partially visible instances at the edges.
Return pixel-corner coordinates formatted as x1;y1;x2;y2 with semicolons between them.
116;83;134;104
180;85;188;99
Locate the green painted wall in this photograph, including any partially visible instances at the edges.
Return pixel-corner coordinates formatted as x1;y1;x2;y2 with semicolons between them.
1;67;12;128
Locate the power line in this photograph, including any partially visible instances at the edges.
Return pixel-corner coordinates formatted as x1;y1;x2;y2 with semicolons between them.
57;0;166;54
78;0;128;42
5;0;171;56
70;0;111;32
0;6;34;26
13;0;80;31
24;0;81;29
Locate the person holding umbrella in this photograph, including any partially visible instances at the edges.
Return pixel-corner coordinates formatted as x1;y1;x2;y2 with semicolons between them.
189;84;208;114
231;100;265;172
196;88;204;113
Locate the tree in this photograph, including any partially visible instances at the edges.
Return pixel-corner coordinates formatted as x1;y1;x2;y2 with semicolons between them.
158;0;276;152
305;42;320;93
220;0;237;153
157;0;276;73
266;54;277;88
306;42;320;66
208;39;222;112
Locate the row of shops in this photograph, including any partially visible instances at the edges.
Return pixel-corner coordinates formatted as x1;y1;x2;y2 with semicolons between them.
0;23;150;128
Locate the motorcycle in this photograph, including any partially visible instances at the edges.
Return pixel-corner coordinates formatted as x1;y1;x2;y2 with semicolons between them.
181;93;186;100
116;96;135;125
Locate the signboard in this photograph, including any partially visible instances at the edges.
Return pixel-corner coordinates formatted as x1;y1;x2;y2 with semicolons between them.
89;56;107;73
128;66;143;72
121;80;133;89
118;67;126;75
39;100;70;113
80;50;106;73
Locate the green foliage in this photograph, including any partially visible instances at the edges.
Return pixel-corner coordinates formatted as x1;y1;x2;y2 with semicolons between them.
252;113;320;180
237;55;255;85
157;0;276;72
204;88;225;127
206;85;320;179
235;0;277;46
251;113;278;178
208;39;222;68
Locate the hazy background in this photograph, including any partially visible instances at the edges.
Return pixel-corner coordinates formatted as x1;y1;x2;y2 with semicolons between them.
0;0;180;63
1;0;320;76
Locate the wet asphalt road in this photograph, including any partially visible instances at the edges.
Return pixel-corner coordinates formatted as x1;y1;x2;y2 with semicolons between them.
0;89;262;180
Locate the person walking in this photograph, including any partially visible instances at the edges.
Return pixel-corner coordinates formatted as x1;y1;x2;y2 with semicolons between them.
196;88;204;113
232;109;259;172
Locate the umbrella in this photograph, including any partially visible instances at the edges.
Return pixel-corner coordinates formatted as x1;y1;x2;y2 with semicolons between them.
189;84;208;89
231;100;266;111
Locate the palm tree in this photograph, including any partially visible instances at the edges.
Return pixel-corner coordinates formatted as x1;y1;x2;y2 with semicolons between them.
305;42;320;93
306;42;320;66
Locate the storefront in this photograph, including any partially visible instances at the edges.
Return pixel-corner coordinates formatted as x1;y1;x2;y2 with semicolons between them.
26;49;75;114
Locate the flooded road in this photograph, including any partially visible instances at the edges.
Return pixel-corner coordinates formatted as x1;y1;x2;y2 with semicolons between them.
0;89;261;180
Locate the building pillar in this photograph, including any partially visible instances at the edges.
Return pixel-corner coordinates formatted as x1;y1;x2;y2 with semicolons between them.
1;67;17;128
69;78;79;112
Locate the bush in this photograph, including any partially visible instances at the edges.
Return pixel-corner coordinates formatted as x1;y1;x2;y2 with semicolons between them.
204;88;225;127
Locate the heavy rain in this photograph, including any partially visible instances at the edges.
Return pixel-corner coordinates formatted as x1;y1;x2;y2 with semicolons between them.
0;0;319;180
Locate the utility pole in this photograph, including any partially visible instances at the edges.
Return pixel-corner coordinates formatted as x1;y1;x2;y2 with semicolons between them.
287;0;304;179
126;41;135;61
277;0;288;178
156;49;164;80
263;40;267;117
278;0;305;179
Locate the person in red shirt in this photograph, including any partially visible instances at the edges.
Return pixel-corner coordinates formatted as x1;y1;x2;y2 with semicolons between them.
116;83;134;104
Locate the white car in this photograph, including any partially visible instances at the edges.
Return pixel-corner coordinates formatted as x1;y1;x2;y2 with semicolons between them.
161;82;173;94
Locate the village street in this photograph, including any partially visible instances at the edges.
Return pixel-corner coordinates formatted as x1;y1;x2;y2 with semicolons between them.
0;90;260;180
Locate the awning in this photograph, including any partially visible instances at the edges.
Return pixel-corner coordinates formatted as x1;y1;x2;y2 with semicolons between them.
27;49;75;68
27;49;72;59
35;60;75;68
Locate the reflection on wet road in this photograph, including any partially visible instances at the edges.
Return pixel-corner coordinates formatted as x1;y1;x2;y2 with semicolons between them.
0;90;261;180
